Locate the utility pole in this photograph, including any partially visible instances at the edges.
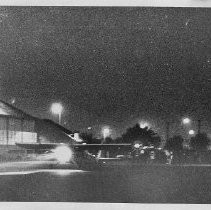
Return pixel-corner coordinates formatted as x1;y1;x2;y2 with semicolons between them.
197;119;201;134
166;121;170;143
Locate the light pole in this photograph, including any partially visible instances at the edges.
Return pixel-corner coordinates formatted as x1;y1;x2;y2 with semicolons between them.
166;117;191;142
182;117;202;134
51;103;63;125
197;119;201;134
166;121;170;143
102;126;111;143
101;126;111;158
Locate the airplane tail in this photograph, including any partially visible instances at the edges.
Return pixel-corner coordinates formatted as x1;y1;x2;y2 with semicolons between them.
67;133;84;143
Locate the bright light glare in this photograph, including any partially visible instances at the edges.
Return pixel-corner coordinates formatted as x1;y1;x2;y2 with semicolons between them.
53;146;73;164
134;143;141;149
54;170;73;176
183;118;191;124
51;103;63;115
102;126;111;138
189;130;195;135
140;150;145;154
139;121;150;129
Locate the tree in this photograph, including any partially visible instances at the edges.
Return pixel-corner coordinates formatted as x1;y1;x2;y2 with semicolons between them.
79;132;93;144
121;123;161;147
104;137;113;144
115;137;123;143
164;135;184;152
79;132;100;144
190;133;210;151
150;135;162;148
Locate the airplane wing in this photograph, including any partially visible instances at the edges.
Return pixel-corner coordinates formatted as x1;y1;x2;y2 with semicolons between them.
16;142;132;151
73;143;132;151
16;143;61;150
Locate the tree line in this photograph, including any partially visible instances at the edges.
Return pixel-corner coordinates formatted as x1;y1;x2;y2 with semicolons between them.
79;123;210;151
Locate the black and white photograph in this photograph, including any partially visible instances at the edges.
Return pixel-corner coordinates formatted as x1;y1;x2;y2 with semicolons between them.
0;0;210;206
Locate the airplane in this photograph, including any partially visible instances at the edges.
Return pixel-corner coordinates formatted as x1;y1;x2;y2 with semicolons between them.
15;135;133;169
16;136;166;169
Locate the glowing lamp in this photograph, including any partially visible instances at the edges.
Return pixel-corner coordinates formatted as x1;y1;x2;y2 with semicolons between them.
140;150;145;154
53;146;73;164
189;130;195;135
182;118;191;124
102;126;111;139
139;121;150;129
51;103;63;124
134;143;141;149
51;103;63;115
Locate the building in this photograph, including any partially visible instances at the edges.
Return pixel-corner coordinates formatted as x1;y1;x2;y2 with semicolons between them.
0;100;73;150
0;100;38;146
36;119;73;144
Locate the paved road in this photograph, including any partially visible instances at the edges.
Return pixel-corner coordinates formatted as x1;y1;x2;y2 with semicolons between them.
0;162;211;203
0;161;78;173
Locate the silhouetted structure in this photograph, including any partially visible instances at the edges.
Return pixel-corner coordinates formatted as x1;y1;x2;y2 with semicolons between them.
164;135;184;164
0;100;73;149
190;133;210;151
121;123;161;147
164;135;184;152
79;132;100;144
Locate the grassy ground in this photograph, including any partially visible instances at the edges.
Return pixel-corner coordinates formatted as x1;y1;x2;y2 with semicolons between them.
0;164;211;202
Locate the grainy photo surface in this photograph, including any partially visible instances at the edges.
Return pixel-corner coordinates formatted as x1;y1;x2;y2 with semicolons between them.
0;6;210;203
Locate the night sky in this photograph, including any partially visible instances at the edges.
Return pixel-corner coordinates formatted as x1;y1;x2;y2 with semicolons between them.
0;7;210;139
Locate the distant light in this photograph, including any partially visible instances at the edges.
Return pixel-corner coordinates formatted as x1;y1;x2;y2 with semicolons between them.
11;98;16;104
140;150;145;154
87;127;92;130
134;143;141;149
51;103;63;115
139;121;150;129
189;130;195;135
52;146;73;164
182;118;191;124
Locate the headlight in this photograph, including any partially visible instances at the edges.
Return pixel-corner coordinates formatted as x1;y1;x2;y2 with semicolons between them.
52;146;73;164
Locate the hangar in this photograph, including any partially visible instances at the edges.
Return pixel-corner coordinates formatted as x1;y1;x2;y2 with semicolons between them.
0;100;72;149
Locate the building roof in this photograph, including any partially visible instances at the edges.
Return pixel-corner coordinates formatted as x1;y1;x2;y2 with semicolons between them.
0;99;36;120
42;119;73;135
0;99;73;137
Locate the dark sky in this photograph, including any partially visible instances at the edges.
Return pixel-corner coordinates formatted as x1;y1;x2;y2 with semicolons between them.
0;7;210;139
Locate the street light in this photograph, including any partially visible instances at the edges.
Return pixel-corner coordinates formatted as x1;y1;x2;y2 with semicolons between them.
166;117;191;142
102;126;111;139
99;126;111;158
182;117;191;125
189;130;195;135
182;117;201;134
51;103;63;124
101;126;111;144
139;121;150;129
